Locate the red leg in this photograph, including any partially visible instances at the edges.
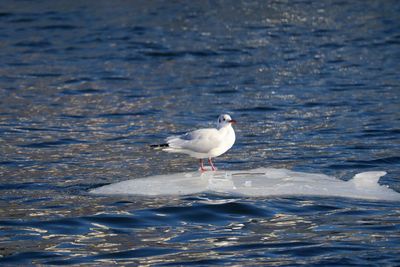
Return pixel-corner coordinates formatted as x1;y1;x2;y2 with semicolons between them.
208;158;217;171
199;159;206;172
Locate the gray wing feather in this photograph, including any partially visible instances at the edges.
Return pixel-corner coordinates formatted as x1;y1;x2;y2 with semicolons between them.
166;128;222;153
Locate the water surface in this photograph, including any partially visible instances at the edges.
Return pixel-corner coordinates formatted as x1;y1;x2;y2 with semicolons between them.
0;0;400;265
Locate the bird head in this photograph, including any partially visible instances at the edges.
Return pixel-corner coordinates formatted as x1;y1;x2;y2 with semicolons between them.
217;114;236;129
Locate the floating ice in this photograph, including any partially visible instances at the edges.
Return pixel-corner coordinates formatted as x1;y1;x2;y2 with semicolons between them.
90;168;400;201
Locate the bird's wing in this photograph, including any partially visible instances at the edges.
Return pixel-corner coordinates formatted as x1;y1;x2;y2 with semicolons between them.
166;128;222;153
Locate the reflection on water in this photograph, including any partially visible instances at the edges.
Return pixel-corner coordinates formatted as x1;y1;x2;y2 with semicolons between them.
0;0;400;265
2;197;399;265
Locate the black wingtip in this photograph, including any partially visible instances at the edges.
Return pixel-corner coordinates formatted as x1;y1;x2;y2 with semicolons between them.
150;143;169;148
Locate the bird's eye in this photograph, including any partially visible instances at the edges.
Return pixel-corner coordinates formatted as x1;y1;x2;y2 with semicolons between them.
223;118;226;121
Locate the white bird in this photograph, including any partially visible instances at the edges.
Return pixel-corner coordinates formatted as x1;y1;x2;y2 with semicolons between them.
151;114;236;171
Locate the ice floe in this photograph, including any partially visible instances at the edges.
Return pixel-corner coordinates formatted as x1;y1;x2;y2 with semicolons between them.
90;168;400;201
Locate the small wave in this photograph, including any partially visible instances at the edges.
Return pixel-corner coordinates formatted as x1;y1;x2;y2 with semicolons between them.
84;214;149;228
329;163;375;170
0;161;14;166
36;24;79;30
212;89;239;95
144;50;218;58
14;40;52;48
20;138;87;148
350;157;400;165
0;251;63;265
93;247;178;260
128;26;148;34
362;128;400;137
244;25;272;30
0;12;13;17
319;43;344;49
216;62;248;69
98;109;160;118
27;73;62;78
0;182;58;191
101;76;131;81
60;88;104;95
154;201;272;223
98;112;144;118
9;18;36;23
234;106;279;112
60;114;86;119
64;78;93;84
128;41;166;50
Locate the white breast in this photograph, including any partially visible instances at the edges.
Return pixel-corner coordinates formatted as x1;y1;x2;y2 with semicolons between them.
209;126;235;158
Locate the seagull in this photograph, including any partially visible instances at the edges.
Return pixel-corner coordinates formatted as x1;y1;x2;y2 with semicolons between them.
151;114;236;171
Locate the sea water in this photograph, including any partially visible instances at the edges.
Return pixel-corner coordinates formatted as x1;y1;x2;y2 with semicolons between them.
1;1;400;265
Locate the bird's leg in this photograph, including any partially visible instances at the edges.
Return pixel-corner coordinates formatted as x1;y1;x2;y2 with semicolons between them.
208;158;217;171
199;159;206;172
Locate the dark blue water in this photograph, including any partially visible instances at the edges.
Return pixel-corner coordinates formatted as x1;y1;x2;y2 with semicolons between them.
1;0;400;265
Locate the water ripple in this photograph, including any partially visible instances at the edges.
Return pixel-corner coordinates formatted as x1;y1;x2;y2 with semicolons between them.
0;0;399;265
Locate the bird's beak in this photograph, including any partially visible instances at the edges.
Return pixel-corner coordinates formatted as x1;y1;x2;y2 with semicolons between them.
229;119;237;125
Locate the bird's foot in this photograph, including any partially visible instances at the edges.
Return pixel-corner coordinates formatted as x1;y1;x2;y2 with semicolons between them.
199;159;206;172
208;158;217;171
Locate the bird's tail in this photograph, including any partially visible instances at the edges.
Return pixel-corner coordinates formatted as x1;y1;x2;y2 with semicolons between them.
149;143;169;149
